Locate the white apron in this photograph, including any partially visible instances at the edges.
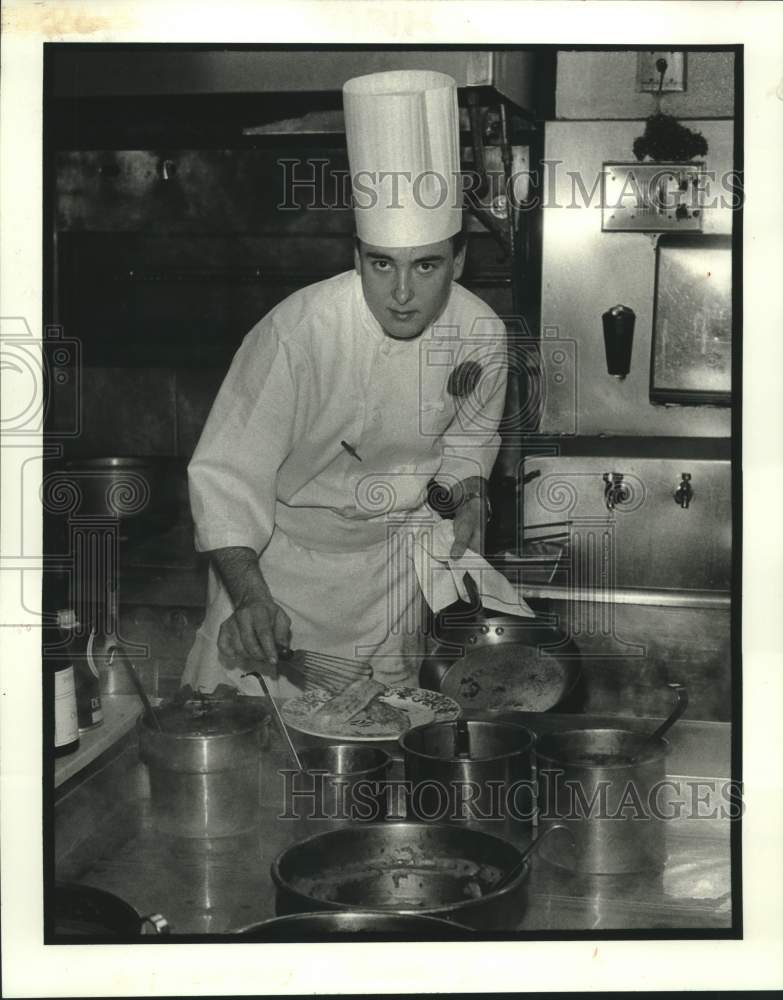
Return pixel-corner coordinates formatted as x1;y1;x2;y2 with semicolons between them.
182;514;431;698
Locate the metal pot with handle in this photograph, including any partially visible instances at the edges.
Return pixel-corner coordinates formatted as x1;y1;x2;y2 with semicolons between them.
534;682;689;874
420;574;581;714
137;692;271;839
288;744;393;827
400;717;536;838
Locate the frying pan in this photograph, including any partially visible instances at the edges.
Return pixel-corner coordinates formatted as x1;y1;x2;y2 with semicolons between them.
52;882;169;938
234;910;473;937
419;575;581;713
271;821;570;930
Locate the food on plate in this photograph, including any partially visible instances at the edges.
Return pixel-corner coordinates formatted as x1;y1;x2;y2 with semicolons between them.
308;676;411;736
355;698;411;734
307;677;386;729
282;685;458;741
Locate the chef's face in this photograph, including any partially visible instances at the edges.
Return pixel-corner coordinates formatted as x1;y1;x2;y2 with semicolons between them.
354;237;466;340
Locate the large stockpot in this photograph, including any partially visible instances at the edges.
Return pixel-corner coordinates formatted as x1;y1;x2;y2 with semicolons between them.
400;718;536;836
271;821;563;930
535;683;689;874
137;696;270;838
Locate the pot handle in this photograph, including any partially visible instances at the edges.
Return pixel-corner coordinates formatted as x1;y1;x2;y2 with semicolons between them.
462;572;484;613
454;717;471;757
649;682;688;743
494;823;575;892
141;912;170;935
525;822;575;862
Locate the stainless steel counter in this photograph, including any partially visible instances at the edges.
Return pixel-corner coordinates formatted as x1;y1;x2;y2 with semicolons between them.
54;716;734;936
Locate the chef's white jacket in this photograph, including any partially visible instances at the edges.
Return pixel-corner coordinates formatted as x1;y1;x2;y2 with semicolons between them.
183;269;507;696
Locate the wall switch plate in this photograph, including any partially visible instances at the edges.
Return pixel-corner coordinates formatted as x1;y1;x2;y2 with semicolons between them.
637;51;686;93
602;162;705;232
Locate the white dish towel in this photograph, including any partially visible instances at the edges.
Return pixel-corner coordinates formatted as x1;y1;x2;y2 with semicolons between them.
413;518;536;617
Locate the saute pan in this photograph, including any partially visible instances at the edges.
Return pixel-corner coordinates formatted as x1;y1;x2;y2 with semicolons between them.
420;576;581;714
271;821;571;930
234;910;473;937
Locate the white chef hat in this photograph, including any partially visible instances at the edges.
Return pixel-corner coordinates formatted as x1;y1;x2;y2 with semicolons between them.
343;69;462;248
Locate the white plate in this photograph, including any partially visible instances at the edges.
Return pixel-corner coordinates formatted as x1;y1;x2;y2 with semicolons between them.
281;685;461;741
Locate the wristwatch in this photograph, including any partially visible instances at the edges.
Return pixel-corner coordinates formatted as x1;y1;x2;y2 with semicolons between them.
461;489;493;523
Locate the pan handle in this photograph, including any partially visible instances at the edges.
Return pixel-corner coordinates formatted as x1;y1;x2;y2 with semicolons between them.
462;572;484;613
141;912;170;935
493;823;575;892
649;682;688;743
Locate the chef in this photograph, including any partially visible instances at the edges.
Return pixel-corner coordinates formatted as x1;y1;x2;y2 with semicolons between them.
182;70;508;698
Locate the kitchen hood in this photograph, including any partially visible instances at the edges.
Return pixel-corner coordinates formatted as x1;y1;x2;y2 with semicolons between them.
50;47;537;114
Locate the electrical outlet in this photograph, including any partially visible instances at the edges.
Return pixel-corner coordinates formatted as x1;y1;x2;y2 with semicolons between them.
602;163;705;232
637;51;686;93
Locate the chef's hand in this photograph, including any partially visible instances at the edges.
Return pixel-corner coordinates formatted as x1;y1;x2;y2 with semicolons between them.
218;596;292;667
451;493;488;558
210;546;292;666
